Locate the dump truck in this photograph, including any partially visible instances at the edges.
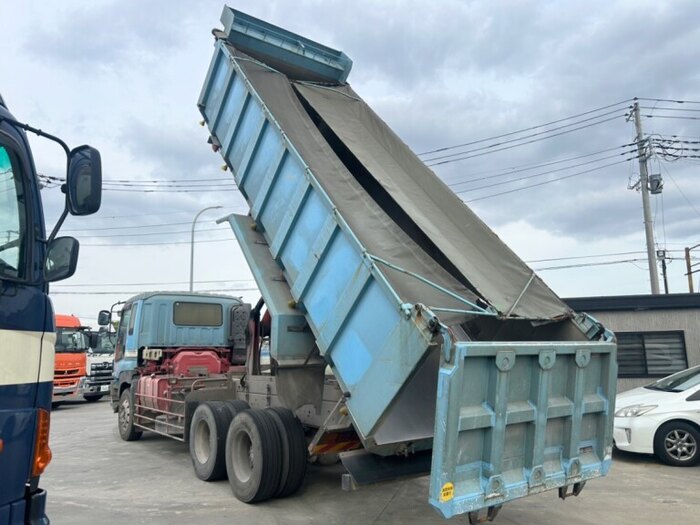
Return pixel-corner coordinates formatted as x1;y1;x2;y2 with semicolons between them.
113;7;617;521
0;94;102;524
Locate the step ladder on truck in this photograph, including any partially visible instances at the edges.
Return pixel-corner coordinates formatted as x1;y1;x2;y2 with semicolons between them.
114;7;617;522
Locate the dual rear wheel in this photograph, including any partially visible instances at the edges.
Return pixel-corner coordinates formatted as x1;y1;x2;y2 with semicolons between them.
187;401;307;502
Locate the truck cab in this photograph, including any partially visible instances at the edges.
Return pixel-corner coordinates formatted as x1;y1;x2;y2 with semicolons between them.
52;314;89;403
103;292;246;412
83;330;115;401
0;94;101;524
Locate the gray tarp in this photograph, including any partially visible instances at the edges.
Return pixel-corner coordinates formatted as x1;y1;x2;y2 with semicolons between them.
293;83;571;320
234;50;482;324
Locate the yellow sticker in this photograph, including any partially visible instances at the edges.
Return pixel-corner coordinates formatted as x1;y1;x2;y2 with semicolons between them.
440;482;454;502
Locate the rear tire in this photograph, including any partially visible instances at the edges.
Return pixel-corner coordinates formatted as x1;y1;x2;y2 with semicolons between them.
654;421;700;466
225;408;282;503
266;407;308;497
223;399;250;419
189;401;233;481
118;388;142;442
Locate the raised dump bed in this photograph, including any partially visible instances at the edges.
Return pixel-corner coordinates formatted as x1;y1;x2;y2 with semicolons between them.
198;7;616;518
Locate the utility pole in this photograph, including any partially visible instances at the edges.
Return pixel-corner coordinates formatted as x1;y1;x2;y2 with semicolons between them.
685;244;700;293
632;101;661;294
657;250;669;294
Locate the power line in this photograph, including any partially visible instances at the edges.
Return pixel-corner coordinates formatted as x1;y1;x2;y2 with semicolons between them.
80;237;233;247
462;157;635;201
416;98;633;156
637;97;700;105
427;114;628;167
73;226;229;238
424;110;629;165
451;151;636;193
49;287;259;296
534;258;648;271
643;114;700;121
52;278;255;288
639;106;700;113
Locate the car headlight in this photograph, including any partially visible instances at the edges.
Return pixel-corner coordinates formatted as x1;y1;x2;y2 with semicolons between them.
615;404;657;417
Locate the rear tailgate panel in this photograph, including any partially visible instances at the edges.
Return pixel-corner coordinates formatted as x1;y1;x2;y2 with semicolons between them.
430;340;616;518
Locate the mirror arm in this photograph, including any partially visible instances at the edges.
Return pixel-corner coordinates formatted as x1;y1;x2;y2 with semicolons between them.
2;117;74;242
0;117;71;156
47;202;69;244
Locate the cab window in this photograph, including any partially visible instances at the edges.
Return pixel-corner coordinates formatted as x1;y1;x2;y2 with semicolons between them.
115;305;132;361
0;145;26;280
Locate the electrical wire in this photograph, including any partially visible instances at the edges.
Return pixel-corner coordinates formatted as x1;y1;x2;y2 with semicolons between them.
424;111;629;165
452;151;636;193
534;258;648;271
52;278;255;288
416;98;633;156
462;157;635;201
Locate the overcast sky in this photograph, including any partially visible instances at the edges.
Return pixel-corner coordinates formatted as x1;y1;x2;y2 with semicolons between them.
2;0;699;326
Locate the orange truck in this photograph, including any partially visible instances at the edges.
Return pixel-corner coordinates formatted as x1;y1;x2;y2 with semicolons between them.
53;314;89;403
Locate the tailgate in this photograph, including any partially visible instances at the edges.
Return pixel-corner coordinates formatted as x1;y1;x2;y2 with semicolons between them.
430;340;616;518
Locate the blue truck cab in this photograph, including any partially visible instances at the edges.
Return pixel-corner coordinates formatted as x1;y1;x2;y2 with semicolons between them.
0;95;101;524
103;292;246;412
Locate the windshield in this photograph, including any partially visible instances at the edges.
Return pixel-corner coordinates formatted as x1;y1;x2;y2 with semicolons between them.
646;366;700;392
55;329;90;353
0;146;26;280
94;332;115;354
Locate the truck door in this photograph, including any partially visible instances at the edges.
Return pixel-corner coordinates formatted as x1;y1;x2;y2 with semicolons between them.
0;140;53;510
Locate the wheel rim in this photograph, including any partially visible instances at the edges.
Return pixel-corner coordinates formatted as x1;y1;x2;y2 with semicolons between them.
232;429;254;482
194;419;212;464
664;429;698;461
119;396;131;433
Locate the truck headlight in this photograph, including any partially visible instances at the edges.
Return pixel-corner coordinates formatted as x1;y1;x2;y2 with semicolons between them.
615;404;657;417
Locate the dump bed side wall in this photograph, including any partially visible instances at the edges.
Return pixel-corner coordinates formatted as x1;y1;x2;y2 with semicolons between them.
199;41;433;439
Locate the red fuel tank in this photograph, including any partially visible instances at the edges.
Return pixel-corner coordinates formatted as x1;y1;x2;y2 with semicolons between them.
170;350;228;376
136;376;171;412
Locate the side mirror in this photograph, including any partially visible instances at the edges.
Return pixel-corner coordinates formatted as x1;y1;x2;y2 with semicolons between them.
97;310;111;326
67;145;102;216
88;331;99;349
44;237;79;282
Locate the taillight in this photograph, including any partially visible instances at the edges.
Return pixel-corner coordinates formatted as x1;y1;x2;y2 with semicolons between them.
32;408;52;477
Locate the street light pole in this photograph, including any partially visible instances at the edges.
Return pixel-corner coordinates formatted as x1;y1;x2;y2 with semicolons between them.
189;205;223;292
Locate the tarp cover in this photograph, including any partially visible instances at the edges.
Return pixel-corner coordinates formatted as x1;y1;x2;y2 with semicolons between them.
233;50;481;324
293;82;570;320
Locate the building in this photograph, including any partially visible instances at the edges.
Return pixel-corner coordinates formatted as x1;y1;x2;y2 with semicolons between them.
564;294;700;392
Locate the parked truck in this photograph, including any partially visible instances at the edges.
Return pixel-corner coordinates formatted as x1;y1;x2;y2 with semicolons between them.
52;314;113;403
0;94;101;524
111;8;617;522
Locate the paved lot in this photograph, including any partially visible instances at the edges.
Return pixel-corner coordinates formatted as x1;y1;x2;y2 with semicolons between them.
43;399;699;524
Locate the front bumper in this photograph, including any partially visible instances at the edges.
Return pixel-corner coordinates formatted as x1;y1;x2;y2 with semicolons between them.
613;416;656;454
53;375;111;401
0;488;48;525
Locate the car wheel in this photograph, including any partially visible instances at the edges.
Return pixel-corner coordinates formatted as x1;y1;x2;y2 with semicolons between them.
654;421;700;466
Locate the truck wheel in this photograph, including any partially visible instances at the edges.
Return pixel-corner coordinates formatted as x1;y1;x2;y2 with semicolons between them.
654;421;700;466
266;407;308;498
226;408;282;503
223;399;250;419
189;401;233;481
84;394;103;403
118;389;142;442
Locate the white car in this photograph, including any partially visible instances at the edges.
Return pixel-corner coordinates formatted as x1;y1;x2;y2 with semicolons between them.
614;365;700;466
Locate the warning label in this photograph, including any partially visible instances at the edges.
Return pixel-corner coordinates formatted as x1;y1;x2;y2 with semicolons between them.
439;482;454;502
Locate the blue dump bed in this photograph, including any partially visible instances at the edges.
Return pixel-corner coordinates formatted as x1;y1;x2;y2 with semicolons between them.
198;7;617;518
